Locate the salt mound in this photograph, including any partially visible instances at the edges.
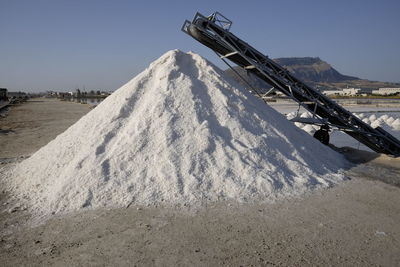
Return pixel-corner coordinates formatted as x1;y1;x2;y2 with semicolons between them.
357;113;365;119
393;118;400;125
371;119;383;129
393;118;400;130
300;112;312;118
362;118;370;124
379;114;389;121
369;114;377;122
286;111;297;120
5;50;346;217
302;124;316;135
386;117;395;125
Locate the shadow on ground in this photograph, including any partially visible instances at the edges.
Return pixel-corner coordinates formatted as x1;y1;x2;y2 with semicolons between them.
335;146;400;187
0;129;15;135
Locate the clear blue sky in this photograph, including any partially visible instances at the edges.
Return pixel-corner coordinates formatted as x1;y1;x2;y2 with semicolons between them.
1;0;399;92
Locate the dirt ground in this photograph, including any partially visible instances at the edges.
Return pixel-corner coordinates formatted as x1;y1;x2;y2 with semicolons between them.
1;98;399;266
0;98;90;159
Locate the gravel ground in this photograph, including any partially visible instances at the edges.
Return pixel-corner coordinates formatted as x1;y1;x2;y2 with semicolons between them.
1;98;399;266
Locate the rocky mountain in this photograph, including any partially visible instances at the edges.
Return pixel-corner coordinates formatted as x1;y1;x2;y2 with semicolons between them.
225;57;400;92
273;57;358;83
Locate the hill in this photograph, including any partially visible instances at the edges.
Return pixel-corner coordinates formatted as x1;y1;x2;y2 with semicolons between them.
273;57;358;83
225;57;400;92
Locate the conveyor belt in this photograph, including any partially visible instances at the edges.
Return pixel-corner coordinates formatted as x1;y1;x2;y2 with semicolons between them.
182;12;400;157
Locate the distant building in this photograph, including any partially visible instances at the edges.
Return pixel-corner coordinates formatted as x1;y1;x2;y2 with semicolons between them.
322;88;361;96
371;88;400;95
322;90;342;96
343;88;361;95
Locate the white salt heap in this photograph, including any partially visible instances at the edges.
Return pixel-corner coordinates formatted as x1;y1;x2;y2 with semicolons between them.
292;112;400;135
5;50;347;217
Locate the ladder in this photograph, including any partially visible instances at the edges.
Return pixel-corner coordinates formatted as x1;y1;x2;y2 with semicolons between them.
182;12;400;157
